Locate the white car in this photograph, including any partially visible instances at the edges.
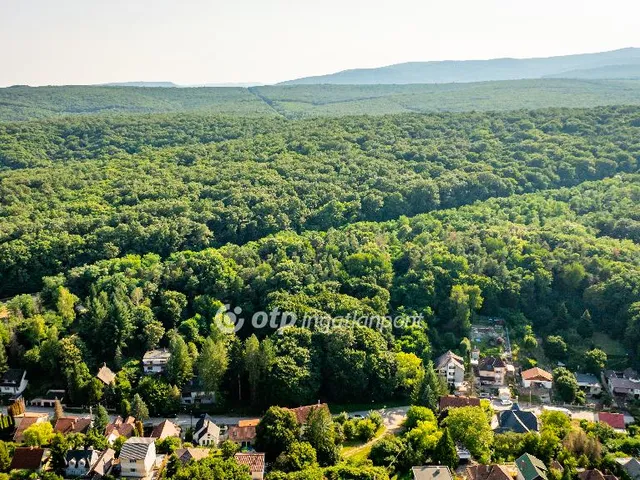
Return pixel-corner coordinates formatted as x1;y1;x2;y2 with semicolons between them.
500;399;513;406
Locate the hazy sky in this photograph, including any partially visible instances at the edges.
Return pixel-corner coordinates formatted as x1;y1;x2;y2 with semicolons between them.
1;0;638;86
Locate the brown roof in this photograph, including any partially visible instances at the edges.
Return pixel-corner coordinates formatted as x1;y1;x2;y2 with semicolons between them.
466;465;514;480
96;363;116;385
238;419;260;427
13;415;47;443
10;447;47;470
175;448;210;464
105;416;136;438
227;425;257;443
234;452;265;474
90;448;116;477
284;403;329;424
151;419;181;439
578;470;619;480
54;416;92;434
439;395;481;411
522;367;553;382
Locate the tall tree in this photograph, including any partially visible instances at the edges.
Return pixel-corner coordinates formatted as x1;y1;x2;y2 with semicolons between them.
131;393;149;422
167;332;193;387
198;337;228;396
433;428;458;470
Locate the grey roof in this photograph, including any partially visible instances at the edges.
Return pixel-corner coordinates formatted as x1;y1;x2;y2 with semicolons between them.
412;466;454;480
435;351;464;370
143;349;171;361
0;369;25;386
478;356;507;371
576;373;600;386
119;437;155;461
616;458;640;480
497;405;539;434
65;449;99;466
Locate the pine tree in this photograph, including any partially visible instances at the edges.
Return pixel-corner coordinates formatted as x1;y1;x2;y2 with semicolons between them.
434;427;458;470
94;405;109;433
131;394;149;422
167;332;193;387
53;399;64;422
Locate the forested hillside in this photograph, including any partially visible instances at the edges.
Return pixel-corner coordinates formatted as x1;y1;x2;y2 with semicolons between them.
2;106;639;295
2;174;639;409
4;79;640;121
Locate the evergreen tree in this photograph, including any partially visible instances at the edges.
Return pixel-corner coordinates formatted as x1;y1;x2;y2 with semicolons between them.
93;405;109;433
433;428;458;470
53;399;64;422
131;394;149;421
167;332;193;387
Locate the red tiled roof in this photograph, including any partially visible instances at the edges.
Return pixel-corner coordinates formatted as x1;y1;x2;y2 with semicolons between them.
234;452;265;474
522;367;553;382
439;395;481;411
598;412;625;430
227;425;257;443
10;447;46;470
466;464;513;480
284;404;329;424
14;417;46;443
151;419;181;439
54;416;92;434
238;419;260;427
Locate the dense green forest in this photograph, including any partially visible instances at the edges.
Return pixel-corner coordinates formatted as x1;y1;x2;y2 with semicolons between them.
2;106;640;295
1;173;639;411
4;80;640;121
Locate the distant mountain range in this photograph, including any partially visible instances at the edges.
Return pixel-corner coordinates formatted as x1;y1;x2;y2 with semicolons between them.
280;47;640;85
101;81;264;88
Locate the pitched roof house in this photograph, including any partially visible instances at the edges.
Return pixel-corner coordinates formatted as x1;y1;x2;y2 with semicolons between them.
466;464;514;480
412;466;455;480
516;453;548;480
96;363;116;385
477;357;509;386
576;373;602;396
54;416;92;435
105;416;136;443
174;447;210;465
0;369;28;397
227;425;257;448
193;416;220;446
597;412;626;432
603;369;640;399
88;448;116;479
521;368;553;389
285;403;330;424
13;412;49;443
615;458;640;480
142;349;171;374
497;405;539;434
435;351;465;387
234;452;266;480
150;419;181;439
10;447;49;471
65;449;101;478
439;395;481;412
119;437;156;478
578;469;619;480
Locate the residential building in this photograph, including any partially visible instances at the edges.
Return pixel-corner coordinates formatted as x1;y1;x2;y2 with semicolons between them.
470;348;481;366
614;458;640;480
150;419;181;440
105;416;136;444
10;447;49;472
578;469;619;480
234;452;266;480
181;378;215;405
142;349;171;374
119;437;156;478
603;370;640;400
435;351;465;387
227;425;257;449
0;369;28;397
30;389;66;408
438;395;481;412
516;453;548;480
521;368;553;389
193;415;221;446
54;416;92;435
496;405;539;434
576;373;602;396
65;449;101;477
477;357;509;386
597;412;626;433
174;448;210;465
285;403;330;424
412;466;454;480
96;363;116;386
13;412;49;443
466;464;514;480
88;448;116;479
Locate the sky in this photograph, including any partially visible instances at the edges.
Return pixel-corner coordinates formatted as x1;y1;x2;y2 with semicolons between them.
1;0;639;87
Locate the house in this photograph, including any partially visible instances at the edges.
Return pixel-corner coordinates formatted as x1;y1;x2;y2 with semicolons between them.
498;387;512;402
470;348;481;366
285;403;330;424
105;416;136;444
193;415;221;446
412;466;454;480
13;412;49;443
439;395;481;412
466;464;514;480
516;453;547;480
603;370;640;400
614;458;640;480
497;405;539;434
150;419;181;440
181;378;215;405
142;349;171;374
578;469;619;480
96;363;116;386
174;448;210;465
54;416;92;435
10;447;49;471
0;369;28;397
65;449;101;477
478;357;509;386
88;448;116;479
435;351;465;387
576;374;602;396
521;368;553;389
30;389;66;408
119;437;156;478
597;412;626;433
227;425;258;449
234;452;266;480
